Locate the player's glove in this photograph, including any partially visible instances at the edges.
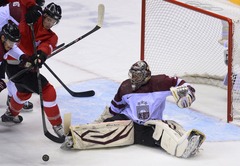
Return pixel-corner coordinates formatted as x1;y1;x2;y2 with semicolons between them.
19;51;46;68
25;5;42;24
0;79;6;92
19;54;33;68
170;85;196;108
31;50;47;68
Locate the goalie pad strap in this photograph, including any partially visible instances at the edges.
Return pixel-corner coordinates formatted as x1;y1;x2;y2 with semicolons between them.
70;120;134;149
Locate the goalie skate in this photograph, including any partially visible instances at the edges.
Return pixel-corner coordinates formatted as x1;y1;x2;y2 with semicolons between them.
181;130;206;158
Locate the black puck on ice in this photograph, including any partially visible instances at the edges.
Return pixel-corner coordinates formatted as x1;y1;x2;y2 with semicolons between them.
42;154;49;161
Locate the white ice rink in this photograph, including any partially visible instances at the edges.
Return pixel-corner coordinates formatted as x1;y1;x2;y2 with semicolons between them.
0;0;240;165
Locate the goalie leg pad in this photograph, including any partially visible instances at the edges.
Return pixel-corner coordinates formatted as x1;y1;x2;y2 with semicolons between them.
144;120;206;158
70;120;134;150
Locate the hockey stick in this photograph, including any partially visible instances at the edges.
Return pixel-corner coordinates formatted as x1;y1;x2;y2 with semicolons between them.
29;24;65;143
9;42;66;81
47;4;105;59
44;63;95;97
55;43;65;50
9;4;104;82
42;4;104;97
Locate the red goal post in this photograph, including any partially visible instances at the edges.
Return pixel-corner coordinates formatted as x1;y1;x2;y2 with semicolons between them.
140;0;240;122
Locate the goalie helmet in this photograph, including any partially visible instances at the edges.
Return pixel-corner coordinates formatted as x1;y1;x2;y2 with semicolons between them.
128;60;151;90
44;3;62;22
1;22;20;42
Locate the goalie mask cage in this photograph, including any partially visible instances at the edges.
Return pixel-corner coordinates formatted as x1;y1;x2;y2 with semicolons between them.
140;0;240;122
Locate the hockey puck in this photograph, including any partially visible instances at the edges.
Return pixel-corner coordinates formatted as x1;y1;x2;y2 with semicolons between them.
42;154;49;161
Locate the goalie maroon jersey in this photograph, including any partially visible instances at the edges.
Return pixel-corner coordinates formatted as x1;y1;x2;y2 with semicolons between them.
110;74;190;125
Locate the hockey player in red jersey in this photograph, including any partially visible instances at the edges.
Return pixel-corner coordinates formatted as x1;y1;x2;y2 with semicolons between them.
1;1;65;139
0;2;20;97
0;23;20;94
0;0;45;112
62;60;206;158
0;1;34;112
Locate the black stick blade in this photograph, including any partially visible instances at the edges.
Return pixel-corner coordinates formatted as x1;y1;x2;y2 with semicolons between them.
71;90;95;97
44;131;65;143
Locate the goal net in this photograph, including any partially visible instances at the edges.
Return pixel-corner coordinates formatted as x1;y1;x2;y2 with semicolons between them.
141;0;240;122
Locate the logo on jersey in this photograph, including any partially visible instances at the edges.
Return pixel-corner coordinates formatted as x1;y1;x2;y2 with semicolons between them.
136;101;149;120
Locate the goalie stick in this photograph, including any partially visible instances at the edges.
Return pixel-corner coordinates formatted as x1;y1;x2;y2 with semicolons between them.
63;113;72;135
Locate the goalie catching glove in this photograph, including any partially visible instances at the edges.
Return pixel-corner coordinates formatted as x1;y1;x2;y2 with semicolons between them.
170;85;195;108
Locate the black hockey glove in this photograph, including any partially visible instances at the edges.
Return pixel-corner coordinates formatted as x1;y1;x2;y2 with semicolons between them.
19;51;47;68
25;5;42;24
0;79;6;92
19;54;33;68
31;50;47;68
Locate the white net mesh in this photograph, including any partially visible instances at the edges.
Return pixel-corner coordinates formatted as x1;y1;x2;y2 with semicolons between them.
142;0;240;121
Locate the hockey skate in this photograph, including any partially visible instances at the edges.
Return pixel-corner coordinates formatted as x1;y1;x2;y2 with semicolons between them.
0;108;23;126
53;124;65;138
7;96;33;112
182;130;206;158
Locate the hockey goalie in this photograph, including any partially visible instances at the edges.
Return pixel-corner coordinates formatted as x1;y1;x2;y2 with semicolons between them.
62;60;206;158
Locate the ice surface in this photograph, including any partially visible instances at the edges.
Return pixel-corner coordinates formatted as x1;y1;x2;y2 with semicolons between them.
0;0;240;165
